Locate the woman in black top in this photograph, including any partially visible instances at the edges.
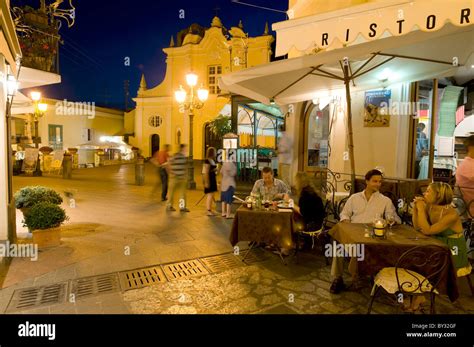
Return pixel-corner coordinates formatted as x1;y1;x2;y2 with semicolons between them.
202;147;218;216
294;172;325;231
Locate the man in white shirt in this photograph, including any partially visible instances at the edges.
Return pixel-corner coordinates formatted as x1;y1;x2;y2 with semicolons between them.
330;169;401;294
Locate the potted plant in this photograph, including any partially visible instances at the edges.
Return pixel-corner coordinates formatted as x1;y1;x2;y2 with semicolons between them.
14;186;63;218
23;202;68;249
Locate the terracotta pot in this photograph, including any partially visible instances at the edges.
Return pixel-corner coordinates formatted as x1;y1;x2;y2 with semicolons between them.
32;227;61;249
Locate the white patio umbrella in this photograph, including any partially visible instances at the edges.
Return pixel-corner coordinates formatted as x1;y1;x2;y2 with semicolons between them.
219;23;474;189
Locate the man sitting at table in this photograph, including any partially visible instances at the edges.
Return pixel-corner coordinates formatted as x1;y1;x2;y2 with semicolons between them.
330;169;401;294
251;166;290;201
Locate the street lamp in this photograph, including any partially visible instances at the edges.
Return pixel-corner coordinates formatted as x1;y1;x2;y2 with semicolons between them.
174;72;209;189
30;91;48;176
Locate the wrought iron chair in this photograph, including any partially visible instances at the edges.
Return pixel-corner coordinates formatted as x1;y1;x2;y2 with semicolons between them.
367;245;450;314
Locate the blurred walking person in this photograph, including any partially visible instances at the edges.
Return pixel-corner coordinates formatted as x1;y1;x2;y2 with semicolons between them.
151;144;170;201
167;144;190;212
220;158;237;219
202;147;218;216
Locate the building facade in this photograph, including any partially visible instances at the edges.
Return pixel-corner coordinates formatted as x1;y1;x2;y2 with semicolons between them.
125;16;274;159
0;0;22;242
221;0;474;186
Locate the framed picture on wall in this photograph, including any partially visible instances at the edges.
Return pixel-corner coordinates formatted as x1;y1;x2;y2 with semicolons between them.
364;89;391;127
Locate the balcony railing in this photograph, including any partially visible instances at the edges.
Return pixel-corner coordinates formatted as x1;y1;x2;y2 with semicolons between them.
12;5;60;74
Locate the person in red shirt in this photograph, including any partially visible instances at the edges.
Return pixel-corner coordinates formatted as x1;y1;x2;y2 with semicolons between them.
151;144;170;201
456;135;474;217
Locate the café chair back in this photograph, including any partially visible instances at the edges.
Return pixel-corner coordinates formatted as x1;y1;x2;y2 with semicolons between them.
367;245;449;314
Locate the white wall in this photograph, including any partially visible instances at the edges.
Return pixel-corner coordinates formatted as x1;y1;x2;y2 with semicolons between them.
349;83;410;177
289;82;411;182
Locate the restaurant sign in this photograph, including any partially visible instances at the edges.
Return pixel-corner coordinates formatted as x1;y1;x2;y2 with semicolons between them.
274;0;473;56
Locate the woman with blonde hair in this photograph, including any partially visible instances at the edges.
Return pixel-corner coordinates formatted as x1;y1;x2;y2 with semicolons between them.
410;182;470;311
202;147;218;216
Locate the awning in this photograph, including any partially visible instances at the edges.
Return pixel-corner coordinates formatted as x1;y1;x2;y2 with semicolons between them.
275;0;473;57
219;23;474;105
219;20;474;190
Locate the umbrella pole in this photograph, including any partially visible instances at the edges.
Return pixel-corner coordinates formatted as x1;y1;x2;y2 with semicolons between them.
343;63;356;194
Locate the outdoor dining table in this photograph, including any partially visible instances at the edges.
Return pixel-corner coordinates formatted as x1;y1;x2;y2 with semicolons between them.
229;205;298;251
328;223;459;302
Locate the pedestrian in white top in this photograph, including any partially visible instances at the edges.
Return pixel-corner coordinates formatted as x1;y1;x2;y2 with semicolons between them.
277;125;293;186
220;160;237;219
330;169;401;295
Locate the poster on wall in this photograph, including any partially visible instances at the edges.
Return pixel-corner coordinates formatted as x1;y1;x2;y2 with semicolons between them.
22;148;39;172
364;89;391;127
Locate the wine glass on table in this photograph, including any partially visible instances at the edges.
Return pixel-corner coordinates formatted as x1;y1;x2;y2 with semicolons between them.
386;214;396;236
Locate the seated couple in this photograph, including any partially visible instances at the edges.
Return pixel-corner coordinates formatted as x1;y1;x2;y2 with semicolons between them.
250;168;326;255
331;170;470;312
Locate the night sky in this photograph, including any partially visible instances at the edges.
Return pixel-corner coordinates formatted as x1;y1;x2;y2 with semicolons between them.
14;0;288;110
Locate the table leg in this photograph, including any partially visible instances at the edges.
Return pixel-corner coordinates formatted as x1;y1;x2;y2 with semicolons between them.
241;241;256;263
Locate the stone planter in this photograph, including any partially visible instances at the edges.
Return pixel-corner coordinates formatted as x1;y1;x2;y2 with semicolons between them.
32;227;61;249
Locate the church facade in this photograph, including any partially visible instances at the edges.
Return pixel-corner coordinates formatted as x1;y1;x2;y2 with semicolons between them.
125;16;274;159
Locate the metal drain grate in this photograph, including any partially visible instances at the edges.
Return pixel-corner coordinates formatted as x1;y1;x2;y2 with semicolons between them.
162;259;209;280
200;253;245;273
119;266;167;290
70;273;121;299
239;248;270;264
7;283;67;312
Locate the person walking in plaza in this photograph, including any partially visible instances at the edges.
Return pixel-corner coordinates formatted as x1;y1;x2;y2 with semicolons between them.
202;147;218;216
151;144;170;201
330;169;401;294
167;144;190;212
277;124;293;186
220;158;237;219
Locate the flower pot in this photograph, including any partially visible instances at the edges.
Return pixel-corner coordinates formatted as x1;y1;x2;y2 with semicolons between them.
32;227;61;249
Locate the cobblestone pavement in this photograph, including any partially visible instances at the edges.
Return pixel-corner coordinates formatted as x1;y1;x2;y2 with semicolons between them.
1;163;472;314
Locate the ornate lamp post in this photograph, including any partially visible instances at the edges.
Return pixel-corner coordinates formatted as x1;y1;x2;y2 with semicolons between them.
30;91;48;176
174;72;209;189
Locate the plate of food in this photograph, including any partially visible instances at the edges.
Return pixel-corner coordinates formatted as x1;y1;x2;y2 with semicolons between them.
277;201;292;209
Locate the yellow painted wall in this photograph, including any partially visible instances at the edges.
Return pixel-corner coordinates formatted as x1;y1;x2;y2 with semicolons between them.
37;98;124;150
289;0;374;19
129;17;274;159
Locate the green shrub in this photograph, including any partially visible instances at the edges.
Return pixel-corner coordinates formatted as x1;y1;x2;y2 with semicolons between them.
14;186;63;209
23;202;68;230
